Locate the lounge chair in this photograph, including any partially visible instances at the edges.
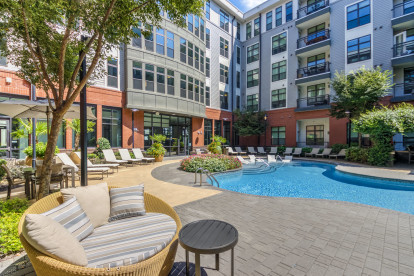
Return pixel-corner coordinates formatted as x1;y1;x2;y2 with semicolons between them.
329;149;347;159
57;153;110;179
292;148;302;157
195;148;202;155
132;148;155;163
235;147;246;155
283;147;293;156
316;148;332;158
305;148;320;157
119;149;142;164
237;156;251;164
269;147;278;155
283;156;293;163
102;149;130;166
248;155;256;163
268;155;276;163
257;147;266;155
74;152;119;173
247;147;257;154
227;147;238;155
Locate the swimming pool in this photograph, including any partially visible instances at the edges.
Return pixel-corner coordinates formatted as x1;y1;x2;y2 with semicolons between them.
210;161;414;215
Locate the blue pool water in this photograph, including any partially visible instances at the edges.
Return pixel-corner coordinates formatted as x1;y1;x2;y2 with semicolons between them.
210;161;414;215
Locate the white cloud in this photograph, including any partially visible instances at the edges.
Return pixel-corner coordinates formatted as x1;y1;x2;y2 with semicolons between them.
238;0;268;11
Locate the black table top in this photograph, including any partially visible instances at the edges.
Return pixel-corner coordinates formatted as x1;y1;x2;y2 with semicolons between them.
179;220;238;254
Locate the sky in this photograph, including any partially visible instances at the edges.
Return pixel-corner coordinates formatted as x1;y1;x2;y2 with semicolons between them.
229;0;268;12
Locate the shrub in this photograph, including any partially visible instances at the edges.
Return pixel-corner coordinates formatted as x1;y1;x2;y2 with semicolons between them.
23;142;59;158
94;137;111;159
331;144;349;154
368;143;393;166
0;198;29;256
147;135;167;158
87;153;98;159
302;147;312;154
277;146;286;155
207;136;226;154
345;147;369;163
0;159;6;180
180;154;242;173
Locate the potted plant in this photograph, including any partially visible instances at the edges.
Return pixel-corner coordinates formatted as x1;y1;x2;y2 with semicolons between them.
147;134;167;162
23;142;60;166
207;135;226;154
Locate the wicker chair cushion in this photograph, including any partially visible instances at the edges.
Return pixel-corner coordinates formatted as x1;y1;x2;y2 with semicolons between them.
108;184;146;222
42;196;94;241
80;212;176;268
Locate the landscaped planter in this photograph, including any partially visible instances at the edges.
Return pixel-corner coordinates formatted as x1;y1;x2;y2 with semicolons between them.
155;155;164;162
25;157;43;166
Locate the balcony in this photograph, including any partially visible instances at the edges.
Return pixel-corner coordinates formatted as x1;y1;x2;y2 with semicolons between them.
296;94;330;111
296;0;330;28
392;0;414;31
392;41;414;67
296;62;330;85
296;29;330;56
391;82;414;102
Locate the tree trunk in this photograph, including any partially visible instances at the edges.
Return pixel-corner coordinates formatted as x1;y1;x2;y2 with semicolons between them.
358;133;362;147
75;133;80;151
37;112;64;199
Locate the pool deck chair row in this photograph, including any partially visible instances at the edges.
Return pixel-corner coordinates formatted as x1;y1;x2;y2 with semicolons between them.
56;153;110;180
73;152;119;173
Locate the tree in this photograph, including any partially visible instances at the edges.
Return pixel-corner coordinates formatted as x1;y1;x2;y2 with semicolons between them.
11;118;47;144
0;0;203;198
353;103;414;166
65;119;96;151
233;110;267;137
330;67;393;145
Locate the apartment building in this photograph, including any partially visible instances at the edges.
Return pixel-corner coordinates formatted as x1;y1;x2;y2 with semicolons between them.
0;0;413;158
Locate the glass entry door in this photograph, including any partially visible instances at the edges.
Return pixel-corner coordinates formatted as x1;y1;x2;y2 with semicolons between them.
0;119;10;158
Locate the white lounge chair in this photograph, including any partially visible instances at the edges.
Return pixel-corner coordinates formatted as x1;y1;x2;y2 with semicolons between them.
195;148;202;155
57;153;110;179
316;148;332;158
305;148;320;157
227;147;238;155
102;149;130;166
283;156;293;163
74;152;119;173
132;148;155;163
257;147;266;155
235;147;246;155
329;149;347;159
292;148;302;157
269;147;278;155
268;155;276;163
283;147;293;156
237;156;250;164
119;149;142;164
248;155;256;163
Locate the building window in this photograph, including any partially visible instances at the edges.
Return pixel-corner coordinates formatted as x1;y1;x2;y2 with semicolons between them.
102;107;122;148
200;82;205;103
223;121;231;145
204;119;212;145
132;61;142;90
200;50;205;73
272;32;287;55
188;42;194;66
107;59;118;88
144;24;154;51
206;86;210;106
254;17;260;37
272;60;287;81
220;91;229;109
307;53;325;67
156;28;165;55
132;27;142;48
220;64;229;84
237;71;240;88
195;46;200;70
167;31;174;58
286;2;293;22
266;11;272;31
206;0;210;20
275;6;282;26
188;15;193;32
156;67;165;93
72;106;97;148
247;43;259;63
180;74;186;98
247;69;259;88
347;0;370;30
145;64;155;91
306;125;324;146
246;94;259;111
220;10;229;32
236;46;241;64
195;15;200;37
195;80;200;101
404;67;414;94
246;22;252;40
272;88;286;108
206;57;210;78
167;70;174;95
236;22;241;40
180;38;186;63
188;77;194;100
307;23;326;41
271;126;285;145
206;28;210;49
307;83;326;105
236;95;240;109
347;35;371;64
220;37;229;58
214;120;222;136
200;19;205;40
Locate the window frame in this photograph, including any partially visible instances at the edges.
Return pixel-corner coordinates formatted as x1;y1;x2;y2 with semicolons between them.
347;0;371;30
254;17;260;37
347;35;371;64
286;1;293;22
275;6;282;27
271;88;286;109
266;11;273;31
272;60;287;82
271;126;286;145
306;125;324;146
246;94;259;112
272;32;287;55
247;69;259;88
247;43;260;64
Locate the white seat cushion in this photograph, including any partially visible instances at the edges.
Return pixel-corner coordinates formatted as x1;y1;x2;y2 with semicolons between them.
81;213;176;268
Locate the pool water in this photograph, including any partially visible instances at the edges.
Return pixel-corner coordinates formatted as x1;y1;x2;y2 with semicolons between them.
210;161;414;215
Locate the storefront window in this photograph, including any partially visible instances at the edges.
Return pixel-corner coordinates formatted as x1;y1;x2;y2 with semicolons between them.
72;106;97;148
102;107;122;148
37;119;66;148
204;119;212;145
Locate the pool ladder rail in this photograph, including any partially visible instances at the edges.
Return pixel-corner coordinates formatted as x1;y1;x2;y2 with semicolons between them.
195;167;220;188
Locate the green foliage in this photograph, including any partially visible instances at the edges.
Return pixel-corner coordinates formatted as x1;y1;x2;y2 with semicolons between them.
11;118;47;144
330;67;393;120
345;147;369;164
233;110;267;137
0;159;6;180
87;153;98;159
302;147;312;154
147;135;167;158
277;146;286;155
94;137;111;159
207;135;226;154
368;143;393;167
331;144;349;154
23;142;59;158
172;138;184;151
0;198;29;255
65;119;96;151
180;154;242;173
150;134;167;143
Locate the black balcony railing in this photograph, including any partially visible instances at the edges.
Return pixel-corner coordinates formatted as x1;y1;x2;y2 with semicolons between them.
393;0;414;18
297;29;330;49
297;0;329;19
297;62;330;79
393;41;414;57
393;82;414;97
297;94;330;108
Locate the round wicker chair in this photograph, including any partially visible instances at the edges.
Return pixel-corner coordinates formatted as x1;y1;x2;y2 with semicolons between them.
18;187;182;276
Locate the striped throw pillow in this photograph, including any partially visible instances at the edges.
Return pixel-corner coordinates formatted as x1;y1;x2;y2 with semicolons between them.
108;185;146;222
42;197;94;241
